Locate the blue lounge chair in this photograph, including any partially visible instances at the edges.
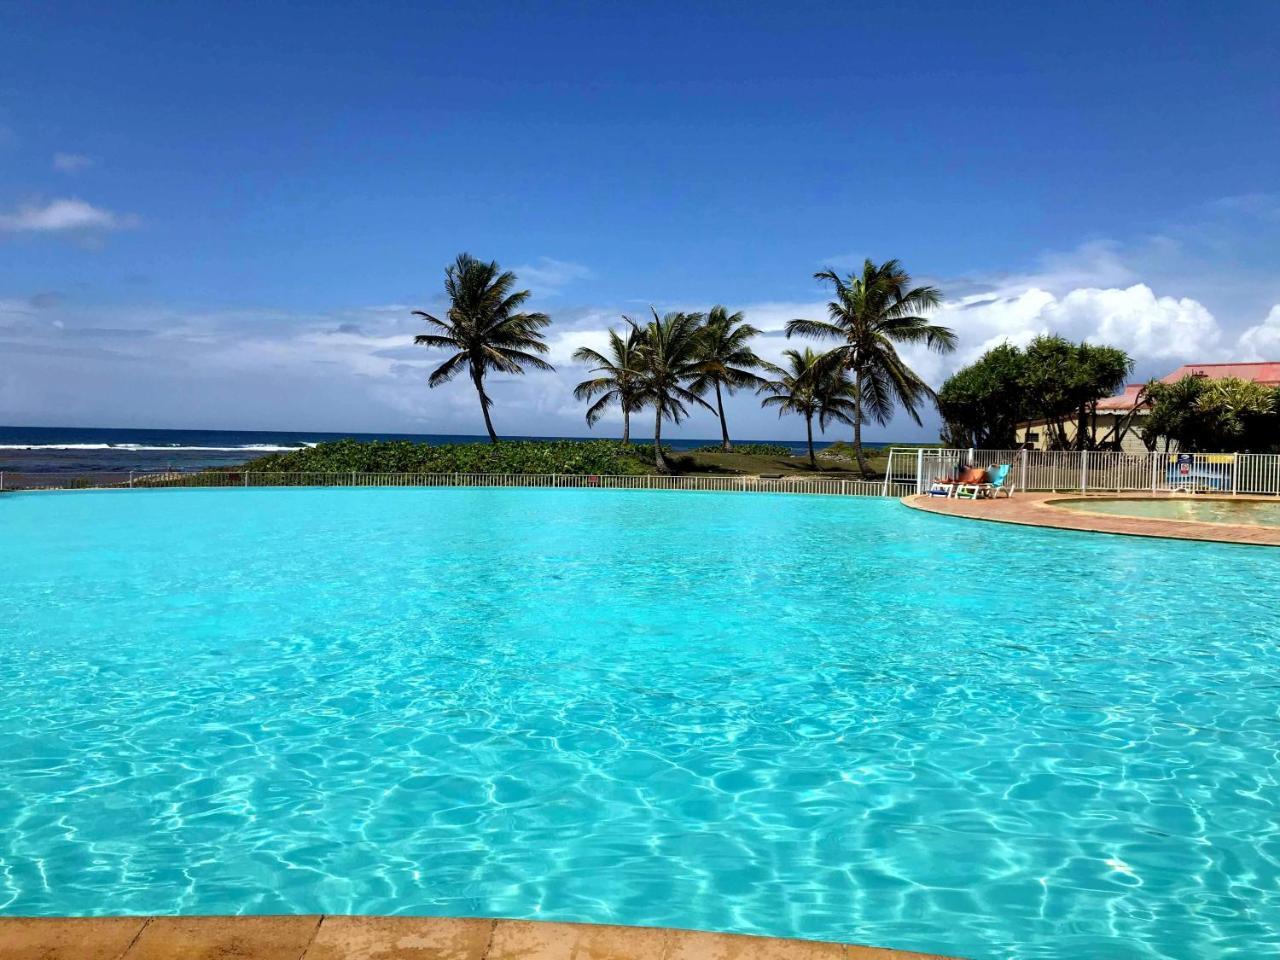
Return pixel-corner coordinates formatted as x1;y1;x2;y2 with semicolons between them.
956;463;1014;500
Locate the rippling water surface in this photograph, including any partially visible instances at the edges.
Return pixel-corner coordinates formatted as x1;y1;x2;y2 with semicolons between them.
1;488;1278;959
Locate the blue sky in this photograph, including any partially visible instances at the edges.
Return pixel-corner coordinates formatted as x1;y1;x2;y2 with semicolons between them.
2;1;1278;439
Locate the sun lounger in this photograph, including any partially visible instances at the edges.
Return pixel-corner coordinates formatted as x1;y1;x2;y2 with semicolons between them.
928;466;987;497
956;463;1013;500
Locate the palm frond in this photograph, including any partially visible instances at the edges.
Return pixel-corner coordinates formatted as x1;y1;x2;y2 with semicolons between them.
427;351;468;387
785;317;845;341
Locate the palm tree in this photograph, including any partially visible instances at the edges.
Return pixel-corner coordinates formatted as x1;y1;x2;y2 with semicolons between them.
572;326;646;445
630;308;713;473
786;259;953;475
759;348;858;467
693;306;770;452
413;253;553;443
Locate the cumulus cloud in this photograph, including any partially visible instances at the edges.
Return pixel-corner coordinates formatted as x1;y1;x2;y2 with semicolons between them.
1238;305;1280;361
0;198;135;233
52;152;93;173
938;284;1221;362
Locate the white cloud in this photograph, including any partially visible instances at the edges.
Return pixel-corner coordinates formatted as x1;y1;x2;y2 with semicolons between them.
1208;193;1280;221
52;152;93;173
1238;305;1280;361
0;198;135;233
512;257;591;295
1044;285;1222;360
888;284;1228;390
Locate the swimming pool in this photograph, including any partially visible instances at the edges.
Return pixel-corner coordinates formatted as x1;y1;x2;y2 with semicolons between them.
1;488;1277;959
1055;496;1280;528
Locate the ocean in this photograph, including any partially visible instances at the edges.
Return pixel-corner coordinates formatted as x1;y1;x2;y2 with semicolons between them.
0;426;885;475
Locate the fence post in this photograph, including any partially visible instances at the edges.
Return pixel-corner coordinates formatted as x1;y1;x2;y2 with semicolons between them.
1080;450;1088;493
1233;453;1239;497
880;449;892;497
0;472;4;492
1150;454;1158;493
1018;449;1027;493
915;448;925;495
129;470;134;488
967;446;974;466
244;472;249;487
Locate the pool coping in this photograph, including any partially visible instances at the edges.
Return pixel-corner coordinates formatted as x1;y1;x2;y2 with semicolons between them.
902;491;1280;547
0;915;959;960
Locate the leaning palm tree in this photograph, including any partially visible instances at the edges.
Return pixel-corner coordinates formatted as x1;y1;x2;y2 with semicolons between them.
572;326;646;445
629;308;713;473
759;348;858;468
692;306;770;451
413;253;553;443
786;259;953;475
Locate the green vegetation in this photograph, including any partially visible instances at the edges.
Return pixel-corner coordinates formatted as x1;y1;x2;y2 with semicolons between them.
572;327;646;445
628;309;714;474
691;306;771;452
410;252;954;463
413;253;553;443
786;259;954;475
241;438;652;475
759;348;858;467
688;442;793;456
933;342;1028;448
236;438;890;479
937;336;1132;450
1143;375;1280;453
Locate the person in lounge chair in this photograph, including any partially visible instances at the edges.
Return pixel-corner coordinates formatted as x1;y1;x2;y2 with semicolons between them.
956;463;1013;500
928;465;988;497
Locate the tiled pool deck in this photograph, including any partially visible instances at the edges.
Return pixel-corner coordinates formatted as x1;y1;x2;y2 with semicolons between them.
0;917;956;960
904;491;1280;546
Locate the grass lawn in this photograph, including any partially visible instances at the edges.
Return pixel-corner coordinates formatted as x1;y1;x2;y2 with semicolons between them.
661;447;892;479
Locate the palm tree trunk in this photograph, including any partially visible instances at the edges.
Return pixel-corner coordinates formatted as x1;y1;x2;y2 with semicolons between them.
654;407;668;473
714;381;732;452
622;408;630;446
852;372;870;477
806;414;816;468
472;369;498;443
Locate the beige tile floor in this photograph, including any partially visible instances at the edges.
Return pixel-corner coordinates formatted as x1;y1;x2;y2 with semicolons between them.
0;917;958;960
903;491;1280;546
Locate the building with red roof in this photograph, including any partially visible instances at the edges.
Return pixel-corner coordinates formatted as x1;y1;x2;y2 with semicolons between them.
1016;361;1280;451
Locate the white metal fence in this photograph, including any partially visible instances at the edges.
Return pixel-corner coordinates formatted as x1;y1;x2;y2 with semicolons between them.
9;454;1276;499
0;470;918;498
883;448;1280;496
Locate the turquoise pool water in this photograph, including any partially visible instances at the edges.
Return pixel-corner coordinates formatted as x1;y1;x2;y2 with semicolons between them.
1;488;1278;959
1057;497;1280;528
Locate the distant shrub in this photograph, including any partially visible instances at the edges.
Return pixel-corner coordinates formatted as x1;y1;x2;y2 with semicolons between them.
688;443;794;457
237;439;653;475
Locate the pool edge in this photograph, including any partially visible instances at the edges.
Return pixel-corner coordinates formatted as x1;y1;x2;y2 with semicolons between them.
901;492;1280;547
0;915;961;960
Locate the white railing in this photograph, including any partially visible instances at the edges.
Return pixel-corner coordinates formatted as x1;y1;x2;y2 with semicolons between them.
885;448;1280;496
0;470;918;499
11;453;1275;498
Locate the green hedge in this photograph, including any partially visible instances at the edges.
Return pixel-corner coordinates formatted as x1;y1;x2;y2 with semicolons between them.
688;443;794;456
239;438;654;475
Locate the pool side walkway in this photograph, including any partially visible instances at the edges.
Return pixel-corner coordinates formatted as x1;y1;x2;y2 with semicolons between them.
903;492;1280;547
0;916;958;960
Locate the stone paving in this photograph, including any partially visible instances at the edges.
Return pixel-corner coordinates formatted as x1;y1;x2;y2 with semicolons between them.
0;917;957;960
903;491;1280;547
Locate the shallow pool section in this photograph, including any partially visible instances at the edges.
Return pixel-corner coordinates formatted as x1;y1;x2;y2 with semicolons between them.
2;488;1278;960
1056;495;1280;528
